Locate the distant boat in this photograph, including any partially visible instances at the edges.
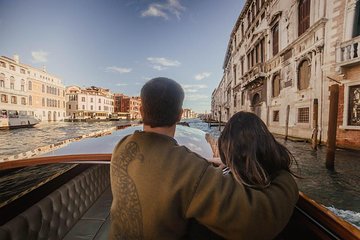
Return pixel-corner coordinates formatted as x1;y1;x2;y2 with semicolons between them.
0;110;40;130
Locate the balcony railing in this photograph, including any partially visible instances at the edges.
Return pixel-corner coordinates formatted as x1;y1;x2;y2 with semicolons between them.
242;63;266;87
337;35;360;66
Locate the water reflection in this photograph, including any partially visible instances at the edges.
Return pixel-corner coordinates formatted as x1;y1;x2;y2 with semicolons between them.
0;121;129;158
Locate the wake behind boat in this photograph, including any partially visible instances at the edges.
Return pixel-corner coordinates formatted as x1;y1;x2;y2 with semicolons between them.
0;110;40;130
0;125;359;240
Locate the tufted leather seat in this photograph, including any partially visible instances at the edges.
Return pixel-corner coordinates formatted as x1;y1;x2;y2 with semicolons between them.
0;165;110;240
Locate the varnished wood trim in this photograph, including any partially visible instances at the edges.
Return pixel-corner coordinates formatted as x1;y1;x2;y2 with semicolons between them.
298;192;360;240
0;154;112;170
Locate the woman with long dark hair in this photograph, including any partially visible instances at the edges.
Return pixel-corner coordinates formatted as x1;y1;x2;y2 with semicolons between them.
190;111;298;239
218;111;297;188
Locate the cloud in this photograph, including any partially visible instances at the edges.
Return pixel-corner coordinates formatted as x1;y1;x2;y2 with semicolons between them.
106;66;132;74
141;0;185;20
182;84;207;93
116;83;129;86
185;94;209;101
147;57;181;71
31;50;49;63
194;72;211;81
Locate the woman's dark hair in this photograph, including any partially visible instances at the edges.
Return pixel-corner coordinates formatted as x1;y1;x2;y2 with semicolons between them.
141;77;184;128
218;111;297;188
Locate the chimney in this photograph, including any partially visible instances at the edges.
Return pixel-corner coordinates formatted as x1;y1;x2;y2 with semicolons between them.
13;55;19;64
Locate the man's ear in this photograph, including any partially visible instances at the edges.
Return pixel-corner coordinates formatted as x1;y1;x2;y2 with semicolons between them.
176;109;183;122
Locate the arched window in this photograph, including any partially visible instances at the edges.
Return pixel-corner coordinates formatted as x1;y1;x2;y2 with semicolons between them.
28;81;32;90
252;93;261;106
298;60;311;90
272;23;279;56
272;74;281;97
29;96;32;105
299;0;310;36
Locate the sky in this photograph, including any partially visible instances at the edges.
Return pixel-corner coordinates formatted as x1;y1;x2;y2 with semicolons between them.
0;0;244;113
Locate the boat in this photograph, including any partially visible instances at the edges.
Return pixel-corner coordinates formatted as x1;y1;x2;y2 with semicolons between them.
0;125;359;240
0;110;40;130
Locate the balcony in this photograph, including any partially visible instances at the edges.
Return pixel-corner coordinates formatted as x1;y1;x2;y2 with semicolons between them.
242;63;266;88
337;35;360;67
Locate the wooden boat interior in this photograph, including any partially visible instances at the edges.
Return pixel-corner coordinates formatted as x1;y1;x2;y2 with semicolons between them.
0;125;359;240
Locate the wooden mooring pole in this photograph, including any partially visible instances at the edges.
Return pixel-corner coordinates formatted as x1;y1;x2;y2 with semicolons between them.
312;99;319;150
285;105;290;141
326;84;339;170
218;111;221;131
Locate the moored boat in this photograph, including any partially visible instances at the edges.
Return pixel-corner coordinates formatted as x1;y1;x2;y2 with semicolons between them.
0;125;359;239
0;110;40;130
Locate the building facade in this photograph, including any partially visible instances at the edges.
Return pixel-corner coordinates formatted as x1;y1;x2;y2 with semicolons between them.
212;0;360;149
66;86;114;119
182;108;197;119
0;55;66;121
129;97;141;120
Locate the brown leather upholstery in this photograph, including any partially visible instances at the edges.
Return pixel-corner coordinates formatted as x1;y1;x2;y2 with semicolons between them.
0;165;110;240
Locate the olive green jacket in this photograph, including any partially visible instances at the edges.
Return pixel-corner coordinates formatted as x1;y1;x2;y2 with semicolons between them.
110;131;298;240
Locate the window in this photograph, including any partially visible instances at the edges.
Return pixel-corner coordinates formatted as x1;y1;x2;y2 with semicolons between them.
348;84;360;126
58;100;60;108
69;104;71;109
298;60;311;90
298;107;310;123
273;110;280;122
21;80;25;91
28;81;32;90
42;84;45;93
99;106;101;110
241;58;244;75
82;97;85;102
10;82;14;89
272;74;281;97
9;65;15;71
0;61;5;68
354;1;360;37
298;0;310;36
91;98;93;103
91;105;93;110
99;99;101;103
82;105;85;110
29;96;32;105
272;23;279;56
241;92;245;106
42;98;45;107
234;93;237;108
1;94;8;103
21;97;26;105
0;73;4;87
11;96;17;104
20;69;25;74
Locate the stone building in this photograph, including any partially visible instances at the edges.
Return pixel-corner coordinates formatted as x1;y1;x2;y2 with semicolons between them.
129;97;141;120
212;0;360;148
182;108;197;119
0;55;66;121
113;94;141;120
331;0;360;149
66;86;114;119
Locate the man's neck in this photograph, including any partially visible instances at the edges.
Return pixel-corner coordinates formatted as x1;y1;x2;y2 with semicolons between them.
143;124;176;138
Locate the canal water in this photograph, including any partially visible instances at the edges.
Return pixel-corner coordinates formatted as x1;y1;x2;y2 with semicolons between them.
0;119;359;228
